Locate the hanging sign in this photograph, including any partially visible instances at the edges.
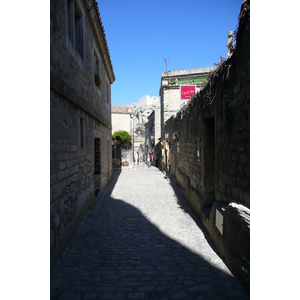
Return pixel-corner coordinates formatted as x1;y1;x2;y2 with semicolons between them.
180;85;196;101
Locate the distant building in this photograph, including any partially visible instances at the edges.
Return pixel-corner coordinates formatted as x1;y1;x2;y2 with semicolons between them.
159;66;216;138
138;95;160;107
50;0;115;267
127;95;160;125
127;95;160;164
111;105;134;165
145;107;161;167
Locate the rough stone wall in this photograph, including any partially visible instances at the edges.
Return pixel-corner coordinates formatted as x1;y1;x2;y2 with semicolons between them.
50;0;114;128
163;88;181;115
50;0;114;268
160;87;179;138
163;0;250;290
50;90;112;265
154;107;161;145
161;67;216;78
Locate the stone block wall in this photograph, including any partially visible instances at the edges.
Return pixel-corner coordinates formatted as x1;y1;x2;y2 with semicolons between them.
163;0;250;290
160;87;179;138
50;91;112;268
154;107;161;145
50;0;114;128
50;0;115;268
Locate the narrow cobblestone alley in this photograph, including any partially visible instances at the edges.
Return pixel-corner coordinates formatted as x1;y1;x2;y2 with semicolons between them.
50;166;249;300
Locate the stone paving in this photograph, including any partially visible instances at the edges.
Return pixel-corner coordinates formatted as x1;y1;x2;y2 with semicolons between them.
50;165;250;300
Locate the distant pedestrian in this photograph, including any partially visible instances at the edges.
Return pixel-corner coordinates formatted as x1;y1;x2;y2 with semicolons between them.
133;156;135;166
149;153;152;168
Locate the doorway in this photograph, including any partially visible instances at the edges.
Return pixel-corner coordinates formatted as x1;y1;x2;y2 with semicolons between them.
202;117;215;197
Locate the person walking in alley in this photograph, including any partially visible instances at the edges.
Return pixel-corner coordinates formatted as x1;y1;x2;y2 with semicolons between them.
149;153;152;168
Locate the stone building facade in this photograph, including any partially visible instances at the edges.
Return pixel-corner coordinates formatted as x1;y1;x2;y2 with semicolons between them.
126;95;160;164
145;107;161;166
50;0;115;267
111;105;134;165
138;95;160;109
159;66;216;139
162;0;250;290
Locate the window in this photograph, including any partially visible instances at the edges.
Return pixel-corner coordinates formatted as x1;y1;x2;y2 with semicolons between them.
67;0;84;59
94;52;101;89
67;1;74;43
94;138;100;174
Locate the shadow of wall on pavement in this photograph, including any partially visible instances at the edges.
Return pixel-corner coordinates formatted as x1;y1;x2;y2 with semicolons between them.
160;171;245;287
51;172;250;300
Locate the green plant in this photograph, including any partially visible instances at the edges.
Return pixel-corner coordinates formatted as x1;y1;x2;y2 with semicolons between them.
95;74;101;86
112;130;132;144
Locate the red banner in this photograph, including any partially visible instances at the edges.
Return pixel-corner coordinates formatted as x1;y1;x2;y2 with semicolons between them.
180;85;196;101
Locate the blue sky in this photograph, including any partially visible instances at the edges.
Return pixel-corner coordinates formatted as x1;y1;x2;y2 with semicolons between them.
98;0;243;106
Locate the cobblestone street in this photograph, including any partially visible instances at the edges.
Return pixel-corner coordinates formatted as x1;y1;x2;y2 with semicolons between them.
50;166;249;300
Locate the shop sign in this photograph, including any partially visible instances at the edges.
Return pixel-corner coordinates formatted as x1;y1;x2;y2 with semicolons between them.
180;85;196;101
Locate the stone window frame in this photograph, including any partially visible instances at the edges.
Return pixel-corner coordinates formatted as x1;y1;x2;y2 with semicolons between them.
65;0;85;70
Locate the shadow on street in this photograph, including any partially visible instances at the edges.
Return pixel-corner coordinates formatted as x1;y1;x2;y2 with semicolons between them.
51;168;249;300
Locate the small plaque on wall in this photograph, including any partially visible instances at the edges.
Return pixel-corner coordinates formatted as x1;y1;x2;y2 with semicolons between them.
215;209;224;235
